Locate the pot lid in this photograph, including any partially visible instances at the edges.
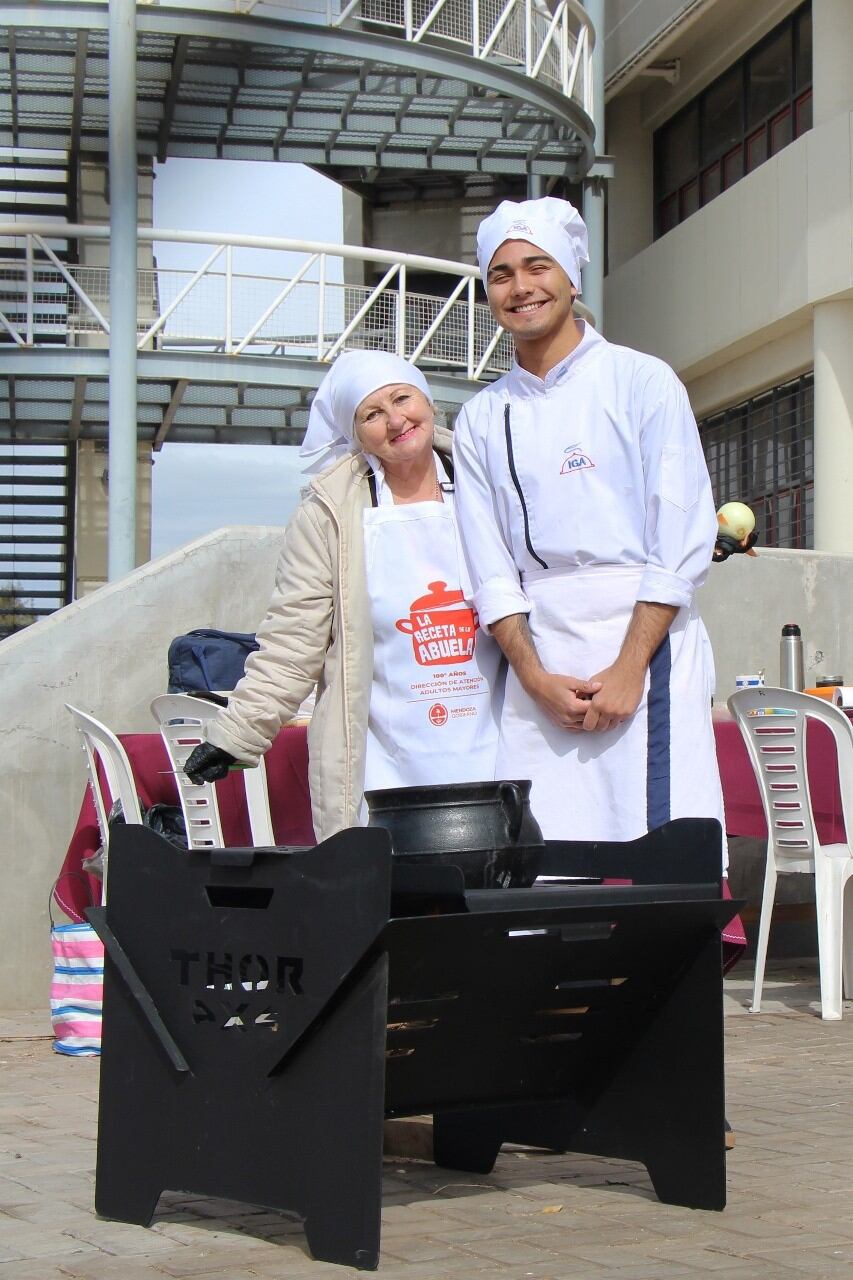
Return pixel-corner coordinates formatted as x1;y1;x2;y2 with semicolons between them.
408;580;466;611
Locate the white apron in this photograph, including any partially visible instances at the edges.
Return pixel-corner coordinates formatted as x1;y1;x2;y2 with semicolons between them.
496;564;725;849
362;462;501;792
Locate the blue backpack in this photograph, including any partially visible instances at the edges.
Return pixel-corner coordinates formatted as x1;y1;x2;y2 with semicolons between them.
167;628;259;694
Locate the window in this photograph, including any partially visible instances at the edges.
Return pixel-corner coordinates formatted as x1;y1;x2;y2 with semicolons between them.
699;373;814;550
655;3;811;237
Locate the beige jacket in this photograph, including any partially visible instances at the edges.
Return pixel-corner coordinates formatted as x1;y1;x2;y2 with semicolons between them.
207;426;454;842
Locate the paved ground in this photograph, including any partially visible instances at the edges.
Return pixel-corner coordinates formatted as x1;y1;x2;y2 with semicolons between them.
2;958;852;1280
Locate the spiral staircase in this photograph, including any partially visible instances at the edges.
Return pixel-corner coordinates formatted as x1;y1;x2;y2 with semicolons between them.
0;0;598;620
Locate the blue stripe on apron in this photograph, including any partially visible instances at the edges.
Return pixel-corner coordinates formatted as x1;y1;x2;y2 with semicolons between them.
646;633;672;829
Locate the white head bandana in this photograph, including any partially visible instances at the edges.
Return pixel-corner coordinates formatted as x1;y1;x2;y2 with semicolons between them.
299;351;433;473
476;197;590;292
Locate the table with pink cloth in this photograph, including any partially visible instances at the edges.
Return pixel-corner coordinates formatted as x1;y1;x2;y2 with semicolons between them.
712;707;847;844
57;720;756;966
55;726;315;922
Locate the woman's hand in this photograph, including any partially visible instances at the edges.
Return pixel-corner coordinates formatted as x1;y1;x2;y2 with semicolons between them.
184;742;237;783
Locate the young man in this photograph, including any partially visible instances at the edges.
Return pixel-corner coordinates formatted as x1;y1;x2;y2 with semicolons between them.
452;196;726;844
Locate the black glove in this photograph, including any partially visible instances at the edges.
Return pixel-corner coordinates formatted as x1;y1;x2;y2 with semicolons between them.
184;741;237;783
713;529;758;562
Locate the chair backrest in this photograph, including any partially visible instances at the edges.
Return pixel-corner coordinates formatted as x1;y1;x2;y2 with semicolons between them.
727;686;853;864
149;694;225;850
65;704;145;903
149;693;275;849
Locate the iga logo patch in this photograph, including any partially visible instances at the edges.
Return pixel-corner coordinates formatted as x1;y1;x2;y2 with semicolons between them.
560;443;595;476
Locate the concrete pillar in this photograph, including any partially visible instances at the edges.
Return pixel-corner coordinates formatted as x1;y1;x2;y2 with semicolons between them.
812;0;853;127
811;1;853;551
341;186;365;286
75;442;152;596
605;92;653;271
581;0;605;330
813;300;853;553
107;0;139;580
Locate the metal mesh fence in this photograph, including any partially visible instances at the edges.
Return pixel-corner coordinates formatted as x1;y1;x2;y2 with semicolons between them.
699;373;814;550
354;0;584;100
0;255;512;376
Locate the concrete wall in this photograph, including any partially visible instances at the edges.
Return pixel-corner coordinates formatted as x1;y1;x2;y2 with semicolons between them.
369;198;489;268
0;527;284;1012
699;546;853;698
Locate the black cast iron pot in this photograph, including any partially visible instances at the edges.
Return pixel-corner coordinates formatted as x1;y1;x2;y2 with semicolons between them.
365;779;544;889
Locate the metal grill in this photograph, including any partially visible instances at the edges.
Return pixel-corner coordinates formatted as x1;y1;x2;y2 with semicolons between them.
699;373;813;550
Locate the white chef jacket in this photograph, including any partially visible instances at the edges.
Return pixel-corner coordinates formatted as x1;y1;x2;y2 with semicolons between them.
452;322;718;628
452;322;726;855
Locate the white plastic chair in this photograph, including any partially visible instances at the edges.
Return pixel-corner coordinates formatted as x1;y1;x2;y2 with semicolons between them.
728;686;853;1020
65;704;145;903
149;693;275;850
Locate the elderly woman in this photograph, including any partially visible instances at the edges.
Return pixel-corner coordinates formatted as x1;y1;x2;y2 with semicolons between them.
185;352;500;842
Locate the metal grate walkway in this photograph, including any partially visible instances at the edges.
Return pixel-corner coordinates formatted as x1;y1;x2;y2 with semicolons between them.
0;5;594;184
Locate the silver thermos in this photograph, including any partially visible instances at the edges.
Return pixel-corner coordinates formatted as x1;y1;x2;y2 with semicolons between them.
780;623;804;691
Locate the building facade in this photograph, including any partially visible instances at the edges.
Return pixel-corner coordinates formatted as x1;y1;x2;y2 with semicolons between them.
604;0;853;553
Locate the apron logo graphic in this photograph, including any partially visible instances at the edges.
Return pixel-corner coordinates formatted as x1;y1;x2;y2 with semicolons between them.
560;443;595;475
428;703;448;726
396;580;478;667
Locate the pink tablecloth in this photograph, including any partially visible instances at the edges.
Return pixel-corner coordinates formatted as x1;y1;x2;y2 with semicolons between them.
713;714;845;843
55;726;314;922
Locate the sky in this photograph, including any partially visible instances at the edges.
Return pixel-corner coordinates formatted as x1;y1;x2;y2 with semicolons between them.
150;158;343;557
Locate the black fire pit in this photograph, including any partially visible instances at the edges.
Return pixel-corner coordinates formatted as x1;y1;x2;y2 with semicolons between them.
89;819;739;1270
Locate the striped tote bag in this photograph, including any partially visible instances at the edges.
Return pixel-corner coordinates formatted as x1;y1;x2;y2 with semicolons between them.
50;922;103;1056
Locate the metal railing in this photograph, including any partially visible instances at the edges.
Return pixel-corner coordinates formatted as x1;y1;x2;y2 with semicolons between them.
137;0;595;108
0;223;514;381
329;0;593;105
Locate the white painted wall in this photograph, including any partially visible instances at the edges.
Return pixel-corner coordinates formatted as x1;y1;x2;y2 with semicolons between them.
0;527;283;1012
604;111;853;381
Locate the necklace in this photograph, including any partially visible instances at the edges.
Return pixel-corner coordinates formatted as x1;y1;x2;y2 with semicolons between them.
387;467;443;505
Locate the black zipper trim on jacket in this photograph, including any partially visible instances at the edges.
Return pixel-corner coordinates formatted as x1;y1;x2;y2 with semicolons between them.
504;403;548;570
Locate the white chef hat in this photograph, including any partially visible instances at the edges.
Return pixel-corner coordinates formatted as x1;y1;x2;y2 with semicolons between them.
476;197;590;292
299;351;433;472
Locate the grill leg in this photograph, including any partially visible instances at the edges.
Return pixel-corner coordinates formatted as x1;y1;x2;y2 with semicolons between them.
433;1111;503;1174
